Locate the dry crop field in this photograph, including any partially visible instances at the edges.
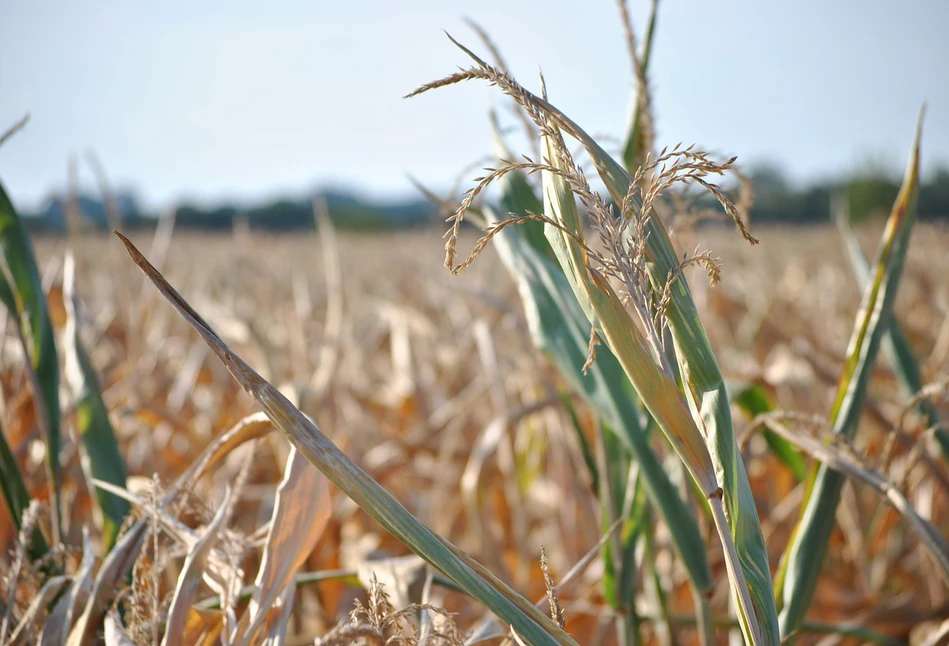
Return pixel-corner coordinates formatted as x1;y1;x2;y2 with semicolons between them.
3;2;949;644
1;221;947;645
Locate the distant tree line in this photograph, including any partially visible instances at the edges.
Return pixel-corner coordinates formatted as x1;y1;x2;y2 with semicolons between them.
21;164;949;234
22;189;438;234
746;164;949;224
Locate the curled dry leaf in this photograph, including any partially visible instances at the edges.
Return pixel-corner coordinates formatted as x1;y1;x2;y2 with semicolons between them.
65;413;275;646
40;527;94;646
233;446;331;646
160;486;233;646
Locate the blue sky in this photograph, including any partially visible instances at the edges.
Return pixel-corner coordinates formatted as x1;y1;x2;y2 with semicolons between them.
1;0;947;210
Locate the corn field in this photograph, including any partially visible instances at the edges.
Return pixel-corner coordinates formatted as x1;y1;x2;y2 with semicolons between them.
2;2;949;645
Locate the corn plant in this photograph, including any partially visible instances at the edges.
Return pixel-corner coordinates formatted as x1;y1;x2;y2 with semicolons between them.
408;26;778;646
407;6;938;644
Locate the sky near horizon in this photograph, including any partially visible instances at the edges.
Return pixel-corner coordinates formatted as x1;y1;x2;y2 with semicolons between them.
1;0;947;210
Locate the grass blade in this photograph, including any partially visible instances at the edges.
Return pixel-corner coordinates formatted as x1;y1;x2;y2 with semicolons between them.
114;231;578;646
0;180;62;544
63;253;130;550
776;110;925;637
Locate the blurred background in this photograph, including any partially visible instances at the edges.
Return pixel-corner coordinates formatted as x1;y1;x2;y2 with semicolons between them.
1;0;948;231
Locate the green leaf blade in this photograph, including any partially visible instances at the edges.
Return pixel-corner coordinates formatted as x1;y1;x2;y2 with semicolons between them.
0;180;62;544
777;111;925;638
63;254;130;550
731;382;806;481
0;419;50;560
115;231;577;646
835;197;949;460
493;213;714;596
536;97;780;645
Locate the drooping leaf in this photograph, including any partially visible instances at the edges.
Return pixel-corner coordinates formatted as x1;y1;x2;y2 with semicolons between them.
116;231;577;646
161;487;232;646
763;415;949;586
232;448;331;646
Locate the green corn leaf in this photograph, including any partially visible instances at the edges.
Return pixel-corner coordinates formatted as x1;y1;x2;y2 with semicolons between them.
561;392;646;639
63;253;130;550
776;111;925;638
620;0;660;172
616;462;648;612
835;203;949;460
0;419;49;560
116;232;577;646
643;505;678;644
597;426;633;609
0;419;30;531
559;391;599;494
594;427;647;645
0;180;62;545
731;382;806;481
